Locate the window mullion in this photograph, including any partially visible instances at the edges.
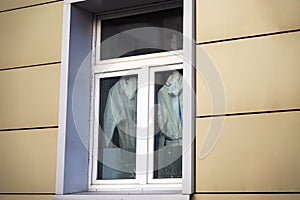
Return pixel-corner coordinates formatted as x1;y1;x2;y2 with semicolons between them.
91;74;101;185
135;67;150;185
147;67;156;182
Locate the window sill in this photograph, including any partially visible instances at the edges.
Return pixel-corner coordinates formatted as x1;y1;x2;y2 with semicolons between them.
53;193;190;200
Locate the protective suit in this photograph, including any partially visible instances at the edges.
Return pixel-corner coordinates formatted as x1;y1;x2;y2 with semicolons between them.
157;71;183;146
103;76;137;152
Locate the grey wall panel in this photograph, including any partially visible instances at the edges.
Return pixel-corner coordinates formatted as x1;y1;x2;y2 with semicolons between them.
63;5;93;194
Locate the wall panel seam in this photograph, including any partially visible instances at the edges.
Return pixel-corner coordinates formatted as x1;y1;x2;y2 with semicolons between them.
194;192;300;195
196;109;300;119
0;0;63;13
196;29;300;46
0;193;55;195
0;126;59;132
0;62;61;72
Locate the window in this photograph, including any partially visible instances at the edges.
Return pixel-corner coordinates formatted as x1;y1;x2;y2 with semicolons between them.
90;7;185;191
55;0;195;197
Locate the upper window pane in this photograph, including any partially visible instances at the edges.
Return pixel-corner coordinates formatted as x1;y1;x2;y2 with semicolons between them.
100;7;183;60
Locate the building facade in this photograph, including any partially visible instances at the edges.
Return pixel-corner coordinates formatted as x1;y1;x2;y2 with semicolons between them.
0;0;299;199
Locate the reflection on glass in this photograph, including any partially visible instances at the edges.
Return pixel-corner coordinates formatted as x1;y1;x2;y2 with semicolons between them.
101;8;183;60
154;70;183;179
97;75;137;180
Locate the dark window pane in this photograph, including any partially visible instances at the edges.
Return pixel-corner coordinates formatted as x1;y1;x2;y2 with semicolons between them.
100;8;183;60
97;75;138;180
153;69;183;179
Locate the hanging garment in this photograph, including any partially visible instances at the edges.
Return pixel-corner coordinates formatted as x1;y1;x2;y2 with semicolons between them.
156;71;183;178
103;76;137;152
157;71;183;146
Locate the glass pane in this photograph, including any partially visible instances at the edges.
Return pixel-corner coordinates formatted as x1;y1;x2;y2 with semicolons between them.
97;75;137;180
153;70;183;179
100;7;183;60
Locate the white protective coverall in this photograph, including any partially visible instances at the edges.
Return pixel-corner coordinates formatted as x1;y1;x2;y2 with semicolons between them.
157;71;183;146
103;76;137;152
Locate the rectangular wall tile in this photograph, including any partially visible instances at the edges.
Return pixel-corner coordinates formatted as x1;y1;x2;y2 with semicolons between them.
0;64;60;130
0;1;63;69
192;194;300;200
196;112;300;192
0;195;53;200
196;0;300;43
0;0;61;11
0;129;57;193
196;32;300;116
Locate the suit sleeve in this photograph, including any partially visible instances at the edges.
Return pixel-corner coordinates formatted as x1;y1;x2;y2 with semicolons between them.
103;90;117;148
157;90;168;135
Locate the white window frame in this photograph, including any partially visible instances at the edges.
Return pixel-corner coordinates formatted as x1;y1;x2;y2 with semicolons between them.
90;59;184;192
90;11;185;191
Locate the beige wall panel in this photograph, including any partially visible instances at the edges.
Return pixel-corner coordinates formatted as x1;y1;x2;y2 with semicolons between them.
0;64;60;130
196;111;300;192
0;1;63;70
0;0;61;11
0;195;53;200
196;32;300;116
0;129;57;193
192;194;300;200
196;0;300;43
